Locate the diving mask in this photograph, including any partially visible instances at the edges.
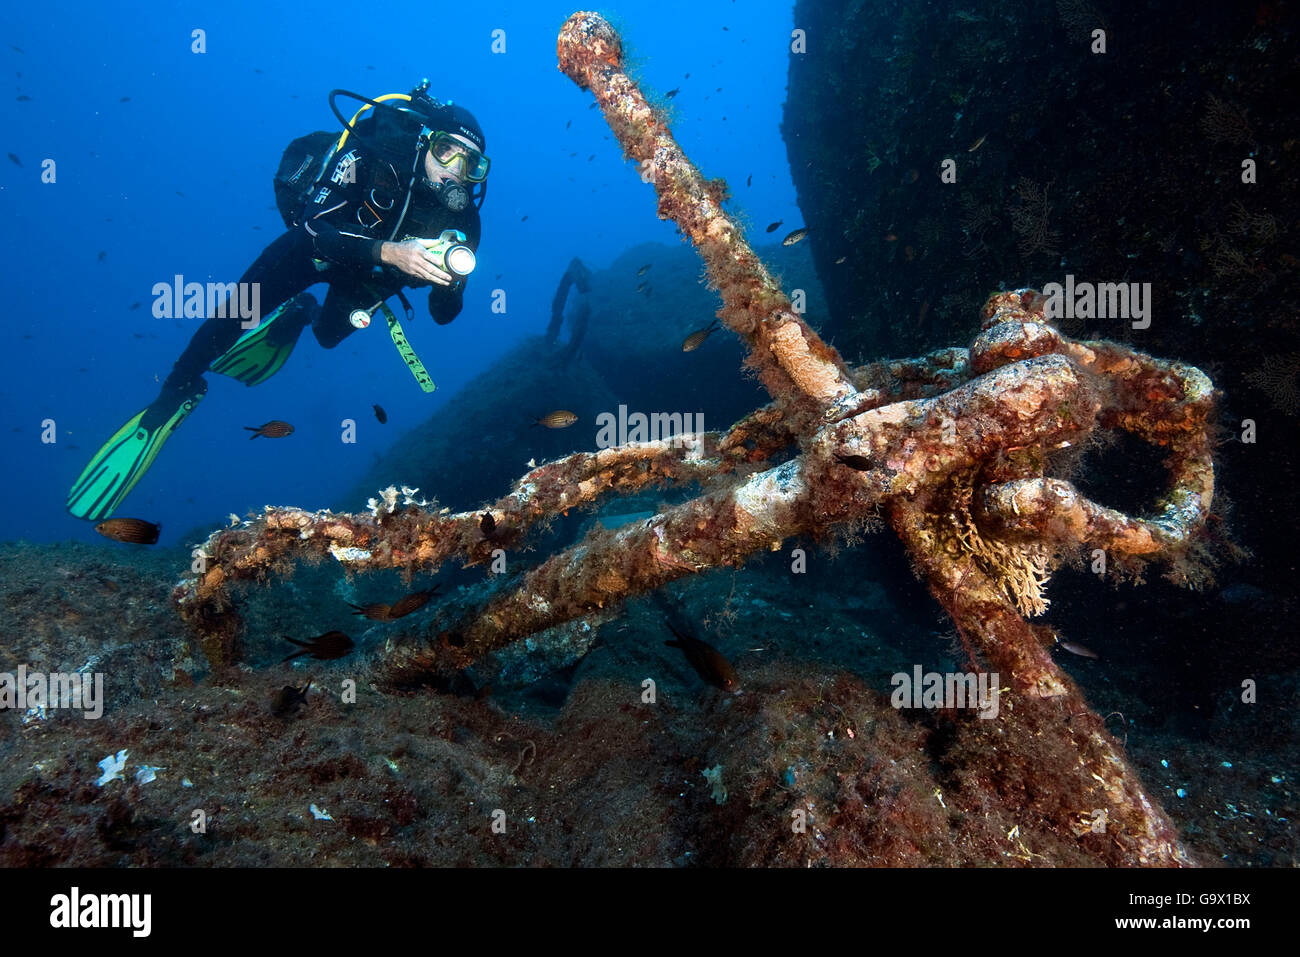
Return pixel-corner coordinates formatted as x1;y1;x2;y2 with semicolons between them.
425;130;490;182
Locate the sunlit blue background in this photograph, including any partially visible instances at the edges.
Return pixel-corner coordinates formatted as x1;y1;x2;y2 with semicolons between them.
0;0;800;545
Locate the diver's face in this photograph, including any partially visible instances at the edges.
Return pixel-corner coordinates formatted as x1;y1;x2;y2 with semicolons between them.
423;133;480;185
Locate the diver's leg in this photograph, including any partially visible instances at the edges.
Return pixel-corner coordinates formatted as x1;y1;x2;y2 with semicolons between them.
207;290;320;385
174;229;320;389
311;278;379;349
66;377;208;521
68;231;319;521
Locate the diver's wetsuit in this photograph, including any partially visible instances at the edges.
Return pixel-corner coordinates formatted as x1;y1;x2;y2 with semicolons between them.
162;121;481;393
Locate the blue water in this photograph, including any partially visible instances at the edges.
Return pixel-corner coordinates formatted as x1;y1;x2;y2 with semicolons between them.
0;0;799;545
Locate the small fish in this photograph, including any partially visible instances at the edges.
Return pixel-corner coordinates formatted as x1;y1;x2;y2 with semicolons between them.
641;285;652;297
746;174;752;186
834;255;846;264
129;301;141;311
270;680;311;718
967;133;988;153
782;227;808;246
245;420;294;439
119;96;130;103
9;45;22;54
1057;639;1099;660
480;512;497;537
834;452;872;471
97;250;106;262
7;152;22;166
682;320;720;352
637;263;652;276
665;622;738;691
282;631;354;662
565;119;571;130
902;168;919;184
15;95;31;102
349;601;393;622
389;585;440;619
884;232;899;242
373;403;387;424
765;220;783;233
665;87;680;99
904;245;916;261
533;410;578;429
588;102;597;109
521;214;529;222
635;281;648;292
94;517;160;545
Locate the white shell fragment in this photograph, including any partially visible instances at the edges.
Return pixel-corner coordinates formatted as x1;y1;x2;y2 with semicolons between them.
96;749;129;786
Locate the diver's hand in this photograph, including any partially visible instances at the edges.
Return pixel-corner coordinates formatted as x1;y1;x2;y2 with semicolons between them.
380;239;455;286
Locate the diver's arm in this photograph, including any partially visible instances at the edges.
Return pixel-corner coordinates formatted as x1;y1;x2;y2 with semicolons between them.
381;240;456;285
425;207;479;324
305;217;385;267
300;147;385;267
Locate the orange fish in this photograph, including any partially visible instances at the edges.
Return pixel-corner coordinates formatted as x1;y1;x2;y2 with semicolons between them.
533;410;577;429
389;586;441;619
94;517;160;544
282;631;354;662
665;622;738;691
682;320;720;352
349;601;393;622
245;420;294;439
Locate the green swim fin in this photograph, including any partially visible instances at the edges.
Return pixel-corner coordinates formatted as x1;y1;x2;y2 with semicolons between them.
209;295;312;385
67;383;205;521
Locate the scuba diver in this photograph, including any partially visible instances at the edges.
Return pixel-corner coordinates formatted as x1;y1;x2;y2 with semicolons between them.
67;80;489;521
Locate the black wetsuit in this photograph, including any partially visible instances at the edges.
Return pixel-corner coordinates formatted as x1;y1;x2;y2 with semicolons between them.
163;120;481;393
